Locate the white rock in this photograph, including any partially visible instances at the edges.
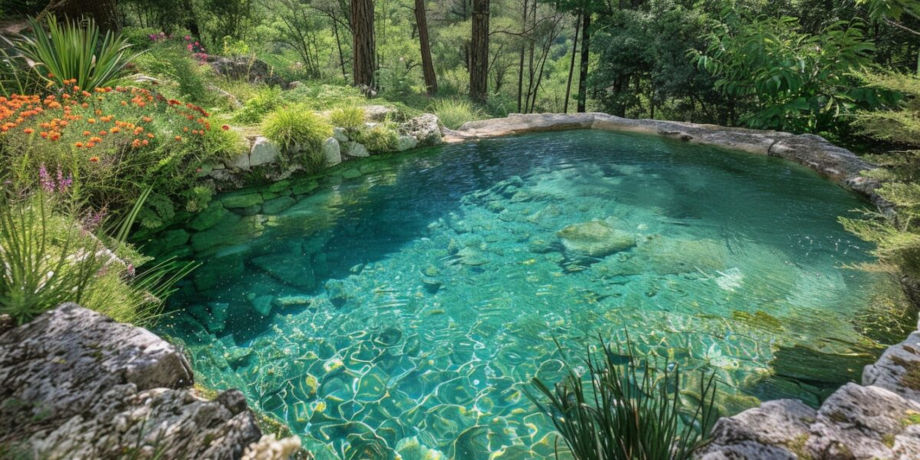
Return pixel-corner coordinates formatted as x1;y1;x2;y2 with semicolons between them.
396;134;418;152
333;127;349;143
249;137;281;168
322;137;342;166
345;141;370;158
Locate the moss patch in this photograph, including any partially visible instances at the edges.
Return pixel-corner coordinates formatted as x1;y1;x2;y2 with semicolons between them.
889;355;920;390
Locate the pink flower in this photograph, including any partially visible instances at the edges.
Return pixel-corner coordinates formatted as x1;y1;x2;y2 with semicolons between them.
185;35;191;41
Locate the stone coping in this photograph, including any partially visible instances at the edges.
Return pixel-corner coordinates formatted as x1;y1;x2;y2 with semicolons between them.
445;112;883;206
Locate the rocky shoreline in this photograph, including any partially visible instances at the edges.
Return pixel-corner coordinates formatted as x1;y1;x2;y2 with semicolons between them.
448;112;883;206
0;304;300;459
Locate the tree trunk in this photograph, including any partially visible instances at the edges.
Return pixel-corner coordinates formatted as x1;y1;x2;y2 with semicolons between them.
351;0;376;89
331;14;348;81
470;0;490;103
414;0;438;95
576;11;590;112
516;0;528;112
563;14;580;114
47;0;119;31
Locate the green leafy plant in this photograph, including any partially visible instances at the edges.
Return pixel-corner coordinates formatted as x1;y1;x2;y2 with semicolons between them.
694;15;879;134
0;35;37;98
329;106;366;131
18;15;139;92
528;336;718;460
262;105;332;159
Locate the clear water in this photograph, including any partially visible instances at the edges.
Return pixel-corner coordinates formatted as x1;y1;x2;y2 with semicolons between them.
155;130;908;459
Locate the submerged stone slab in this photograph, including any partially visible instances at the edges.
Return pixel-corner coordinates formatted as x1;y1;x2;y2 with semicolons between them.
0;304;268;458
556;220;635;258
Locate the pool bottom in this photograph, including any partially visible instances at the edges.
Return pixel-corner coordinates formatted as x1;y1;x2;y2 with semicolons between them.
154;131;912;459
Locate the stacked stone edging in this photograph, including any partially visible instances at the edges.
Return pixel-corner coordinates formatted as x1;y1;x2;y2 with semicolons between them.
447;113;881;206
0;304;275;459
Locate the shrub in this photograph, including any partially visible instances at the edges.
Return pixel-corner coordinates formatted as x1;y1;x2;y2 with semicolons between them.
233;86;282;124
262;105;331;161
841;71;920;278
328;106;365;131
430;98;481;129
18;16;139;92
0;83;237;222
352;123;398;153
528;336;717;460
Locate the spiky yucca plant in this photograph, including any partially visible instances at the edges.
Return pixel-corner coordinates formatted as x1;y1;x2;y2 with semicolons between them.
529;337;718;460
18;15;138;92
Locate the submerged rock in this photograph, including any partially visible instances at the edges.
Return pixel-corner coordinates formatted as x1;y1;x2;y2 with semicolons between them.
556;220;636;258
323;137;342;166
251;254;316;290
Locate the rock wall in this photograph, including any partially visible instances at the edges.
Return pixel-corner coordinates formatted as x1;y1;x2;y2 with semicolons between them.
448;113;882;206
0;304;298;459
698;327;920;459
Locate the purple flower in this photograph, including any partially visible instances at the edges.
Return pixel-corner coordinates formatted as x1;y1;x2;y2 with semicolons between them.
39;164;55;193
82;207;108;231
55;167;72;193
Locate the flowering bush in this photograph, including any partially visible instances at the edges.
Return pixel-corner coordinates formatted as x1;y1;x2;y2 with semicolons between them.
0;81;240;225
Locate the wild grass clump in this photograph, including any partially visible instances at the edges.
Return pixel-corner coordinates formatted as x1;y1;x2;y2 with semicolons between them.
233;86;282;124
430;98;481;129
329;106;365;131
528;336;718;460
262;105;332;166
0;191;195;325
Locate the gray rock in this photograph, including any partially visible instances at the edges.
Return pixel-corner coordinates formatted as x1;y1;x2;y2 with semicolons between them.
364;104;396;121
0;304;263;458
396;134;418;151
325;279;353;308
227;150;252;171
806;383;920;459
401;113;442;146
323;137;342;166
698;399;814;459
249;136;281;168
333;127;349;143
863;331;920;403
249;294;274;316
557;220;636;258
345;141;370;158
271;295;312;310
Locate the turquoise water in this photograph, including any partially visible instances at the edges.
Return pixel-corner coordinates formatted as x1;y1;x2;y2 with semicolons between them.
154;130;908;459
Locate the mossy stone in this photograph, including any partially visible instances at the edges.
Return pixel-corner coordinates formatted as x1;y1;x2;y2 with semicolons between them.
221;191;264;209
188;203;228;231
262;196;296;214
291;179;319;195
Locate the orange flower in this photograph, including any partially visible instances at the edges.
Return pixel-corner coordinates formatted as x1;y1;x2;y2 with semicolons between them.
87;118;95;124
222;125;230;131
142;139;149;146
83;130;91;136
110;127;120;133
89;156;99;162
131;139;142;148
141;116;152;123
49;132;60;141
81;103;89;108
183;127;189;132
40;132;48;138
146;133;154;139
23;128;33;134
120;101;127;106
98;130;107;136
74;142;83;148
174;135;182;141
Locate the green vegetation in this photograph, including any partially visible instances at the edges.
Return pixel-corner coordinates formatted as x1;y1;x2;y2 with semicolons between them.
262;106;332;167
529;337;717;460
17;16;138;92
328;106;365;131
430;98;480;130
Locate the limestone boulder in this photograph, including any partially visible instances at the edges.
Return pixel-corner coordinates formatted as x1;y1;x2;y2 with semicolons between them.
323;137;342;166
402;113;442;146
556;220;636;258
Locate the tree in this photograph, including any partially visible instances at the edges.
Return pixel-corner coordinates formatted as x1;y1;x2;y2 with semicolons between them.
415;0;438;94
470;0;490;102
351;0;376;89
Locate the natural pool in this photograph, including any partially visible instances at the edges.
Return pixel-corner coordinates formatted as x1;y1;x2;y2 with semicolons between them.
152;130;911;459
